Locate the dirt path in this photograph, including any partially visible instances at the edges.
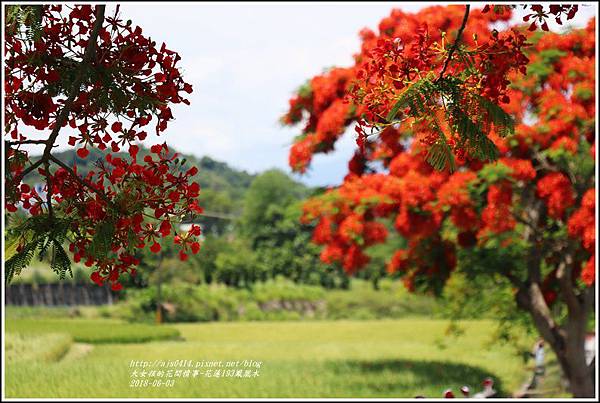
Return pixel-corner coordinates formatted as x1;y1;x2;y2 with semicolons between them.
513;360;568;398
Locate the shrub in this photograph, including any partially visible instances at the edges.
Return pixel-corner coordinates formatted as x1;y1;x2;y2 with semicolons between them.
115;278;439;323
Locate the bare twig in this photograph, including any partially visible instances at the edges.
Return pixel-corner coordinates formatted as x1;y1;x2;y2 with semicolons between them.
44;160;54;219
7;139;48;145
437;5;470;82
11;159;44;186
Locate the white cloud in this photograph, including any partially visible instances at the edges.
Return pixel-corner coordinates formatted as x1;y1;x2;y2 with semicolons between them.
102;3;599;186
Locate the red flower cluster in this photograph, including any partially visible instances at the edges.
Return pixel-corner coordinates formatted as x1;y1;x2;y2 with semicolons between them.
284;6;595;290
568;190;595;253
5;5;202;290
38;144;202;290
567;189;595;286
536;173;575;219
480;181;516;237
522;4;579;31
5;5;192;150
436;172;479;231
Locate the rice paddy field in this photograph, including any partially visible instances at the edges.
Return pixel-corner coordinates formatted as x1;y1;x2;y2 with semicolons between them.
4;311;534;398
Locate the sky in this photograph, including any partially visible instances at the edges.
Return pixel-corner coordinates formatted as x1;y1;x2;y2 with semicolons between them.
79;3;598;186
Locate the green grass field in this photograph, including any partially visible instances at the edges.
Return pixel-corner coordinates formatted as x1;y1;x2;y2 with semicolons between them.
7;318;180;343
4;316;531;398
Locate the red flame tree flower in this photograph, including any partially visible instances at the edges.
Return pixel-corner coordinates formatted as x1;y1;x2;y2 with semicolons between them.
4;5;203;291
283;5;595;397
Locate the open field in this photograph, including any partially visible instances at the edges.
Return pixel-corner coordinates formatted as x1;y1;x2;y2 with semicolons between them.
4;316;532;398
7;318;180;344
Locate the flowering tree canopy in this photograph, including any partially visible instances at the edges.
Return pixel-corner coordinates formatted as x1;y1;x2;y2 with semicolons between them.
283;4;595;397
4;5;203;291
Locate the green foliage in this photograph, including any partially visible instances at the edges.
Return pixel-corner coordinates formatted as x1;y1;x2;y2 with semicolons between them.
187;234;230;284
197;189;235;235
251;278;325;304
442;271;517;320
527;48;568;83
325;280;439;320
5;5;43;41
117;279;328;323
471;161;514;201
473;94;515;138
453;109;500;162
357;221;407;289
240;169;308;242
574;86;593;101
384;73;514;170
109;278;439;323
214;240;262;288
5;214;72;283
297;81;312;99
386;72;438;121
458;234;529;282
426;141;456;172
441;251;540;361
88;220;115;261
542;138;595;192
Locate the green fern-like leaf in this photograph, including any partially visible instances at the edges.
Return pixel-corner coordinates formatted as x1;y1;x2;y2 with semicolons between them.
386;73;437;122
473;94;515;138
424;113;457;172
5;237;41;284
426;142;456;172
88;220;115;260
469;135;500;162
451;109;500;162
453;110;482;141
5;215;74;283
37;236;53;261
51;241;72;280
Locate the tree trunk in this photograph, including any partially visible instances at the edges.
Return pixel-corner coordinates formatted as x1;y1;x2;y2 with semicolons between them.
561;312;595;397
516;282;595;397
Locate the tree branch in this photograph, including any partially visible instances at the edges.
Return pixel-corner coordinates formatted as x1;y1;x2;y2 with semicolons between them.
516;282;566;353
437;5;470;82
556;248;583;317
44;160;54;219
41;5;105;162
7;139;48;145
7;5;107;206
10;159;44;188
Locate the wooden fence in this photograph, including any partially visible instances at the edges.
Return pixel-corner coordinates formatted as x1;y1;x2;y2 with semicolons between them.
4;283;119;306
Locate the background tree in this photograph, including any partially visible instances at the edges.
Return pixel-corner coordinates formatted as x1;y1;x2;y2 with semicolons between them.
240;169;308;243
239;170;352;288
4;5;203;290
283;5;595;397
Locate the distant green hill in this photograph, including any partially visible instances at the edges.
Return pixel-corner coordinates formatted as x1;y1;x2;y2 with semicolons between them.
24;146;257;235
